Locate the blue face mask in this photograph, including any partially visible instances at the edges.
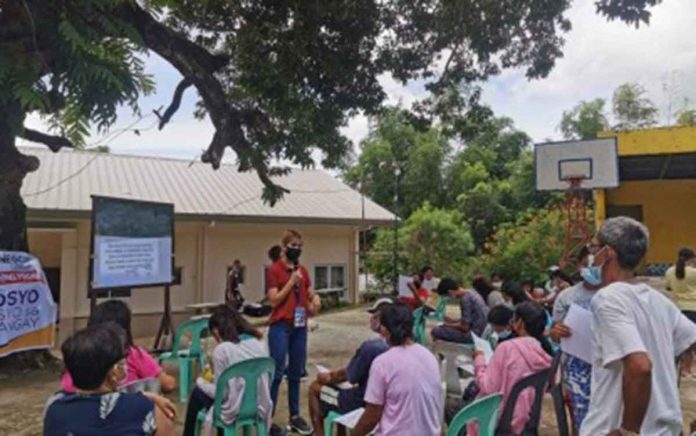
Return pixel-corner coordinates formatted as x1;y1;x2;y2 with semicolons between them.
497;330;512;339
581;254;603;286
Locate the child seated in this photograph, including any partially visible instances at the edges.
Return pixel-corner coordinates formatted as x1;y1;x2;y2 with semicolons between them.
60;300;176;394
45;323;175;436
487;305;515;346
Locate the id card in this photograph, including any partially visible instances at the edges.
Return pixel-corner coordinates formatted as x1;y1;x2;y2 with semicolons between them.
293;307;306;328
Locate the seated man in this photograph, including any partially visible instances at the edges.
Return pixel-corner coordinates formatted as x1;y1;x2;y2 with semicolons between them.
308;298;392;436
431;278;489;344
45;323;175;436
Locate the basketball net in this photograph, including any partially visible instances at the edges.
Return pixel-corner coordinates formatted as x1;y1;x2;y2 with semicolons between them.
559;177;592;268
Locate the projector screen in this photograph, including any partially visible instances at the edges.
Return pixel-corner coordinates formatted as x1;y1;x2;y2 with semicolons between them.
90;196;174;291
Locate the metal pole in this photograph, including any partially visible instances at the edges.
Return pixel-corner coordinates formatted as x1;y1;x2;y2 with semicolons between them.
392;166;400;295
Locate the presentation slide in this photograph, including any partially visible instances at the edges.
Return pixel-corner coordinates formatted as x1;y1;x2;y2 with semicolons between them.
91;197;173;290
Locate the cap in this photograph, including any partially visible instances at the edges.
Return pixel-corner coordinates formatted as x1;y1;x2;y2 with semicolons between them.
548;265;560;273
367;297;395;313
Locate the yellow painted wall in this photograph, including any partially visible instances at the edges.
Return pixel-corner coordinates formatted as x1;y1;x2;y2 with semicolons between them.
605;180;696;264
598;125;696;156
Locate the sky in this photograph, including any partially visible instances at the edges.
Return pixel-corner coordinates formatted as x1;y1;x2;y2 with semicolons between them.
22;0;696;163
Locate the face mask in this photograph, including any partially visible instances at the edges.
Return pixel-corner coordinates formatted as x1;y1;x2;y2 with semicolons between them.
581;254;603;286
286;247;302;264
497;330;512;339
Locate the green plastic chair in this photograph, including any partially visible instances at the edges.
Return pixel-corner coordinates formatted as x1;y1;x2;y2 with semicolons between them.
324;410;343;436
194;357;275;436
447;394;503;436
158;318;210;402
426;296;448;322
412;306;427;345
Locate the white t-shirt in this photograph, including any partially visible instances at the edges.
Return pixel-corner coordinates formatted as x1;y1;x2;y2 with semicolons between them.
422;277;440;293
581;282;696;436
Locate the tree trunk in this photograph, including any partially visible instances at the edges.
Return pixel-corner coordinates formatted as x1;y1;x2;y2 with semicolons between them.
0;102;56;369
0;102;37;251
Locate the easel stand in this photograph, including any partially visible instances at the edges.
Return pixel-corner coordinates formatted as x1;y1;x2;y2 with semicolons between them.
153;285;174;351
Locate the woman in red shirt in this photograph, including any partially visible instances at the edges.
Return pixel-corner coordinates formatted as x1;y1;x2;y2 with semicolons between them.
267;229;321;436
400;272;430;310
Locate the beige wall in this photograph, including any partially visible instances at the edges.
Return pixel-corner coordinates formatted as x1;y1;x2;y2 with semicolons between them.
28;220;359;342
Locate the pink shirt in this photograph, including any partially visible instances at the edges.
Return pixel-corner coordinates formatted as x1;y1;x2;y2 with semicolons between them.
364;343;442;436
60;346;162;392
472;337;552;435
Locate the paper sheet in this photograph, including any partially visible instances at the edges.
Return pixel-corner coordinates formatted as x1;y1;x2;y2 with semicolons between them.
560;304;594;364
398;275;413;297
334;407;365;428
315;364;329;374
472;333;493;364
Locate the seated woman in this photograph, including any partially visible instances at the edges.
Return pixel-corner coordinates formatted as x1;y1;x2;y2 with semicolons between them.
469;302;553;436
353;303;442;436
45;323;175;436
60;300;176;394
182;305;272;436
308;298;391;436
399;272;430;310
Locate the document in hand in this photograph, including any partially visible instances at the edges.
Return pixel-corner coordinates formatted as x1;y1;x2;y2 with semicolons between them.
335;407;365;428
472;333;493;364
560;304;594;364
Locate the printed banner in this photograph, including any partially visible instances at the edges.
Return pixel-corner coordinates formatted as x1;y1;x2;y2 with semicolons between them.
0;251;57;357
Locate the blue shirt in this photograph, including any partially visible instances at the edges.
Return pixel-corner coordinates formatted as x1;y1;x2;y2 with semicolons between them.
44;391;155;436
459;290;489;336
338;337;389;411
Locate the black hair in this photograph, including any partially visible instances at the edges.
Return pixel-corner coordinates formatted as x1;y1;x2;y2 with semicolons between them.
420;266;433;275
62;323;126;390
491;272;502;281
502;281;530;305
521;280;535;291
436;277;459;296
676;247;695;280
472;274;494;301
268;245;283;262
514;302;553;355
209;305;262;343
487;305;514;327
576;245;590;263
88;300;134;348
379;303;413;346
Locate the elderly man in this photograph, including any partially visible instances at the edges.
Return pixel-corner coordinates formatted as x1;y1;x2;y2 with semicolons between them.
581;217;696;436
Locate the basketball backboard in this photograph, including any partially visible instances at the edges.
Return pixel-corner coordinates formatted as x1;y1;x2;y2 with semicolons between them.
535;137;619;191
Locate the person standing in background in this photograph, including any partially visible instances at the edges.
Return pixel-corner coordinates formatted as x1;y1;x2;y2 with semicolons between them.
266;230;321;436
549;246;601;433
665;247;696;375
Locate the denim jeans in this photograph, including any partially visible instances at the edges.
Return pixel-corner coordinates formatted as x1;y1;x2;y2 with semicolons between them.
268;321;307;417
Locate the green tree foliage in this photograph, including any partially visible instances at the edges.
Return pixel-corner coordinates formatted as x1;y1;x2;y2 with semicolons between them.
471;208;567;284
367;203;474;286
612;83;659;130
677;110;696;126
344;108;448;217
560;98;609;139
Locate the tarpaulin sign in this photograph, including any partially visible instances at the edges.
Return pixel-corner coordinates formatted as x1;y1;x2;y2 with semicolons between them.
0;251;57;357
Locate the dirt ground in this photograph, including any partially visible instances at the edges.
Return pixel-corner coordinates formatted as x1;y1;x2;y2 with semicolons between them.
2;304;696;435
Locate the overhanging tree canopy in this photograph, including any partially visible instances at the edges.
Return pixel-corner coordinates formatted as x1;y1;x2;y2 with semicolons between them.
0;0;661;250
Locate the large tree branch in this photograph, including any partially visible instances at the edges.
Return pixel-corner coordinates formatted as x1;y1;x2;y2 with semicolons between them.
154;77;193;130
19;128;74;152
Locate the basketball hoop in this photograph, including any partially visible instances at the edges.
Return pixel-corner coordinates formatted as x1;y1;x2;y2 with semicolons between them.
534;138;619;269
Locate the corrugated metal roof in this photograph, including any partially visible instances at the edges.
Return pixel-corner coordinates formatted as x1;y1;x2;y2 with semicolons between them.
21;147;395;225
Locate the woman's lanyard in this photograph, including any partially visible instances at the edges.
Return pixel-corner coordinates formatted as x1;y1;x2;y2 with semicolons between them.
290;266;306;328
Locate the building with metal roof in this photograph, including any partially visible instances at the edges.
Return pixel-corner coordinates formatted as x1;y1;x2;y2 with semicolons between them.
21;148;395;342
